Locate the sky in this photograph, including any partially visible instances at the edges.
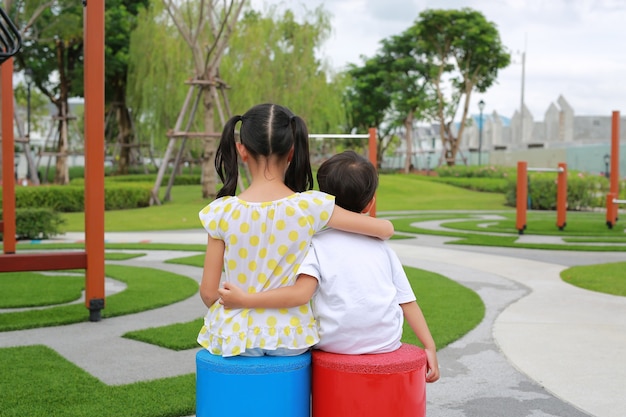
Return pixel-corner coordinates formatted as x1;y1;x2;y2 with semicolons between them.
251;0;626;122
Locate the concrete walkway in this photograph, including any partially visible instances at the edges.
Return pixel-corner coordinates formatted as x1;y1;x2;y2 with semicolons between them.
2;229;625;417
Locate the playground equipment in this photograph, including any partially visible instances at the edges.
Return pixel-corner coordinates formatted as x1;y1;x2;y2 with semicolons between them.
0;8;21;64
0;2;106;321
309;128;378;215
605;111;623;229
515;161;568;234
312;344;427;417
196;350;312;417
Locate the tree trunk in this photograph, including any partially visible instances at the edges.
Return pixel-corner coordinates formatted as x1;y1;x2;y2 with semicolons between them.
115;101;134;175
201;77;217;199
403;111;414;174
54;101;69;184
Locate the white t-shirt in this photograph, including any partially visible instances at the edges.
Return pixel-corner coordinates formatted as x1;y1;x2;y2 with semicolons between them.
298;228;416;354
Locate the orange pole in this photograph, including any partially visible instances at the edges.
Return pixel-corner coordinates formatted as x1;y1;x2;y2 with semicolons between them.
368;127;377;218
606;193;616;228
516;161;527;234
610;111;620;197
83;0;106;321
556;163;567;230
1;58;16;254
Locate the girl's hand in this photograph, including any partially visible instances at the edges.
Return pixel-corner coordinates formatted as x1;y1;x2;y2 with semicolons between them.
218;282;248;309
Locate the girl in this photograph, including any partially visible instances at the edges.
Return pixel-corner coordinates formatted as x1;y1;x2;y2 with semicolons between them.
197;103;393;357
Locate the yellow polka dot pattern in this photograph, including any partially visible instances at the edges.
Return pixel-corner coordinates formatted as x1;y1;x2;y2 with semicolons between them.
197;191;335;357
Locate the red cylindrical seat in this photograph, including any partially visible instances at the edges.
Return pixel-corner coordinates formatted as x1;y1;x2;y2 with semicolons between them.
312;343;427;417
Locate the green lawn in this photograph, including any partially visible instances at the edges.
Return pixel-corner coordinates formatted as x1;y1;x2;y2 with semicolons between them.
60;175;509;232
561;261;626;296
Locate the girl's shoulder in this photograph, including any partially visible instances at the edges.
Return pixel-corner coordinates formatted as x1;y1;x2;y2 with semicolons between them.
199;196;237;215
297;190;335;202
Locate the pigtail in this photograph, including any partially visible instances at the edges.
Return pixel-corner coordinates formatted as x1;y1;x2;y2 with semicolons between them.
215;115;242;198
284;115;314;192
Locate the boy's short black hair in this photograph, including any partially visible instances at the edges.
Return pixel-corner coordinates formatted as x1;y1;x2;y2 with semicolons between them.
317;150;378;213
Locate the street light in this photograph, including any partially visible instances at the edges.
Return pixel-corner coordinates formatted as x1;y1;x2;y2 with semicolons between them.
478;99;485;165
604;153;610;178
24;68;33;139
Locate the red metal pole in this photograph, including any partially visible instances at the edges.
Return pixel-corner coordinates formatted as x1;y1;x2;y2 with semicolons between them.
368;127;377;217
516;161;527;234
556;163;567;230
610;111;620;197
83;0;106;321
1;58;16;254
606;193;616;228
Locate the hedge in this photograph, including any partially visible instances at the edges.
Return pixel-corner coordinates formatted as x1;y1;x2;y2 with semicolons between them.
0;208;65;240
433;165;625;210
0;183;152;213
504;173;625;210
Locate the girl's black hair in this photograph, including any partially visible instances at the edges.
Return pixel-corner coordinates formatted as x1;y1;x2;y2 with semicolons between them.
316;150;378;213
214;103;313;197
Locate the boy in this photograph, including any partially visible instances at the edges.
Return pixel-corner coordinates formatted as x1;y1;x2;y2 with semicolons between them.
219;151;439;382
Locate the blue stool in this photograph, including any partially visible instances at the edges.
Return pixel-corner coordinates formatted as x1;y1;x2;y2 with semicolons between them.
196;349;311;417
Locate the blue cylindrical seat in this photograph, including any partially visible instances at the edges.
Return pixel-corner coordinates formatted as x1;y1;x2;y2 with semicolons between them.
196;349;311;417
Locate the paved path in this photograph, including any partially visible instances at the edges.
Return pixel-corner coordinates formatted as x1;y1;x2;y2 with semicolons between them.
2;229;625;417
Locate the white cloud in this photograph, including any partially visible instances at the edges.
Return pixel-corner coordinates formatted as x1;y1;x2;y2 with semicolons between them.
251;0;626;120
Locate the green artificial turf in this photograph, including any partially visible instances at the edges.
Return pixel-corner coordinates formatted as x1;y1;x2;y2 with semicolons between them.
0;345;195;417
0;271;83;308
561;261;626;296
0;264;198;332
124;318;204;350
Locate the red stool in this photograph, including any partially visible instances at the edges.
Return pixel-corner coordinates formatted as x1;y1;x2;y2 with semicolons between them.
312;343;427;417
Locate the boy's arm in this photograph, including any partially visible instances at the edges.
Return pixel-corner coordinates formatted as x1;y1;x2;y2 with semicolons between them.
218;275;318;309
327;205;394;240
400;301;440;383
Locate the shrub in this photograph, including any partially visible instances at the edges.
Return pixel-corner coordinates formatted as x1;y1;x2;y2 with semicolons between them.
0;208;65;240
421;177;508;193
435;165;514;179
504;172;616;210
0;183;152;213
105;174;201;186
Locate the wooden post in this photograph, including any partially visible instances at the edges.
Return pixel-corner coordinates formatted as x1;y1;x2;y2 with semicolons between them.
556;163;567;230
1;58;16;254
610;111;620;198
368;128;377;217
606;193;616;228
606;111;620;228
516;161;528;234
83;0;106;321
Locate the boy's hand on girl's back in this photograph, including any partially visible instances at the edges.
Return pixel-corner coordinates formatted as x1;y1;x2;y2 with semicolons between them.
424;348;440;383
218;282;247;309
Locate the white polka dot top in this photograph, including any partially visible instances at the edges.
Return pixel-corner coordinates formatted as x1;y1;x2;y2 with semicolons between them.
197;190;335;357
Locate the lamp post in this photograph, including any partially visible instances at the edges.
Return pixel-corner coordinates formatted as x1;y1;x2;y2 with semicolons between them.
24;68;33;139
604;153;610;178
478;99;485;165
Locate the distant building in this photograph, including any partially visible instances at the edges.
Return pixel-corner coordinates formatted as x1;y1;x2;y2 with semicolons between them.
385;95;626;174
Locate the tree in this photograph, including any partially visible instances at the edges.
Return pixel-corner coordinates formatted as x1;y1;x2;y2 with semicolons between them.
378;32;434;173
344;55;396;168
104;0;150;175
129;0;245;201
412;8;510;166
12;0;84;184
221;6;346;134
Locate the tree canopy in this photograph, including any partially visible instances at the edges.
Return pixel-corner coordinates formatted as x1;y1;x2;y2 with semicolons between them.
412;8;510;165
346;7;510;167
